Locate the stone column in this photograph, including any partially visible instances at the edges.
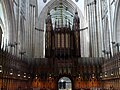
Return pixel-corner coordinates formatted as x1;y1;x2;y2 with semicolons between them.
87;4;92;57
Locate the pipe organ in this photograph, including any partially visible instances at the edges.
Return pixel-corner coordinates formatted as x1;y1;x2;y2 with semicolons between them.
45;11;81;58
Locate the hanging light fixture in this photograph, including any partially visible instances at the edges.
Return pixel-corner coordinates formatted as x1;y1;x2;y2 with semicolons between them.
35;74;38;79
0;65;2;73
10;69;13;75
111;72;114;76
24;73;26;78
18;74;20;77
105;72;107;77
18;71;20;77
100;73;102;78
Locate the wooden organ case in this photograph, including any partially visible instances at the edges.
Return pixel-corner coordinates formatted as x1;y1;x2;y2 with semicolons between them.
45;11;81;58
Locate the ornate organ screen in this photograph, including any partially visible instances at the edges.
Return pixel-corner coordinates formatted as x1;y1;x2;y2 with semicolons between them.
52;35;54;49
61;33;64;48
45;10;81;58
68;34;70;48
55;34;57;48
66;34;68;48
45;32;50;48
47;33;49;48
58;34;60;48
75;32;78;48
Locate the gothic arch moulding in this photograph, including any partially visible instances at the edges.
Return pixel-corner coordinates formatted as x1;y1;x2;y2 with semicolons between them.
1;0;16;44
38;0;84;30
0;18;4;47
0;18;4;34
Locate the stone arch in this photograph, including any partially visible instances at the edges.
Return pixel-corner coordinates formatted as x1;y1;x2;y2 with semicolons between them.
0;18;4;48
57;74;74;90
38;0;84;30
113;0;120;43
58;77;72;90
1;0;16;45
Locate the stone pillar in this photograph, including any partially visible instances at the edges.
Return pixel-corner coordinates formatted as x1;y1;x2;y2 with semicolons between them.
28;0;36;58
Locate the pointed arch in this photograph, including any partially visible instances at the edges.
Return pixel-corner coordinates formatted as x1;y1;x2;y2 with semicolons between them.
0;0;16;49
38;0;84;30
1;0;16;43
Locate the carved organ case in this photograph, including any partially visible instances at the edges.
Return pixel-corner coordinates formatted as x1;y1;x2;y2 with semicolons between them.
45;12;53;57
45;11;81;58
73;11;81;57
